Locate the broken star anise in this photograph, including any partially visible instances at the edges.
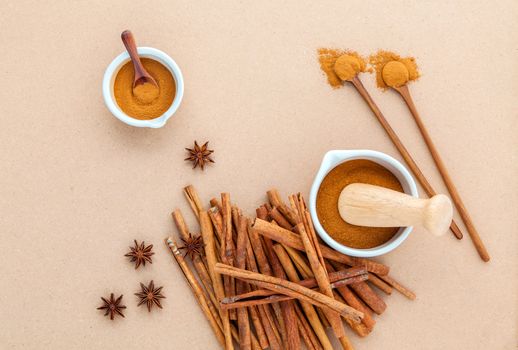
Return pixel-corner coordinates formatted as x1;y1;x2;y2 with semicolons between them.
178;233;205;260
124;240;154;269
97;293;126;320
185;141;215;170
135;280;166;312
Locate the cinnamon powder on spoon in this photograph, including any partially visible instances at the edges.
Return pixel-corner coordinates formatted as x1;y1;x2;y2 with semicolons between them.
317;48;370;87
369;50;420;89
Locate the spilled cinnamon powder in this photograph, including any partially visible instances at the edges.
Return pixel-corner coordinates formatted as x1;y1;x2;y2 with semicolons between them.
317;49;370;88
369;50;420;89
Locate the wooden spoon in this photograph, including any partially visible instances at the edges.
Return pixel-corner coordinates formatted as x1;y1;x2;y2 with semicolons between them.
393;84;490;261
347;75;464;240
121;30;158;88
339;183;453;237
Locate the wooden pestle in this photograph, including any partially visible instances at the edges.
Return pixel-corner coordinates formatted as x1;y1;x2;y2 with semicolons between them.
338;183;453;237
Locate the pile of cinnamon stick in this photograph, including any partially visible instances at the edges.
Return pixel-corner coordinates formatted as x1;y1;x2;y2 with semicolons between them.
166;185;415;350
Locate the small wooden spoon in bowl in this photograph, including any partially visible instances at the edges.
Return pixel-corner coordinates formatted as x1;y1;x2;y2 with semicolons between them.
121;30;159;103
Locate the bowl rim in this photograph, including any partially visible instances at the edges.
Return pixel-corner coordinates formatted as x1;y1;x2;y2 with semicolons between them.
102;46;184;128
309;149;418;258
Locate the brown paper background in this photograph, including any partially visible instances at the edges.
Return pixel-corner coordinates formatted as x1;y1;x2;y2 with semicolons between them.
1;1;517;349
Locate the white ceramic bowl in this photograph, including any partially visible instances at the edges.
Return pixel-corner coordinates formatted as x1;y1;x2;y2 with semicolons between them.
102;47;184;128
309;150;418;258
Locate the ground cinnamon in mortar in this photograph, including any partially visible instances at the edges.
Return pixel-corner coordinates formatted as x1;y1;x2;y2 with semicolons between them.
316;159;404;249
114;58;175;120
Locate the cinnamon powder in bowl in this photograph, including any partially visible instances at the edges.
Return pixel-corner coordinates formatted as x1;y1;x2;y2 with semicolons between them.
114;58;175;120
316;159;404;249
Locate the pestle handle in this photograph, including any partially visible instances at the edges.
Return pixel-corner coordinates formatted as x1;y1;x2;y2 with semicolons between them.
338;183;452;236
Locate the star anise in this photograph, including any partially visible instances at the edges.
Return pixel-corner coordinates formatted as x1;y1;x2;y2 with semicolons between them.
97;293;126;320
185;141;215;170
124;240;154;269
135;280;165;312
178;233;205;260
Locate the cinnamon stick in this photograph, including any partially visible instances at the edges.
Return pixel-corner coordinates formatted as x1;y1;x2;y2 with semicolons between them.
256;304;281;350
236;215;251;350
252;218;389;275
267;189;299;226
267;189;283;208
286;247;373;337
316;308;331;329
333;290;372;338
166;238;225;347
200;212;233;350
248;216;272;272
296;220;345;338
183;185;205;221
248;305;268;349
231;207;242;248
326;262;375;334
292;194;326;272
262;230;300;349
247;217;282;349
172;209;231;342
264;202;322;349
208;206;224;243
376;273;416;300
221;193;234;265
338;334;354;350
243;224;279;350
210;197;222;211
330;261;386;315
221;294;295;309
221;193;236;320
220;273;367;309
349;281;386;315
230;323;261;350
295;303;323;350
256;205;270;221
241;224;269;350
223;266;367;302
367;273;393;295
256;203;286;330
249;216;286;347
284;246;314;278
269;207;292;230
172;209;218;308
274;244;334;350
215;263;364;323
257;204;315;348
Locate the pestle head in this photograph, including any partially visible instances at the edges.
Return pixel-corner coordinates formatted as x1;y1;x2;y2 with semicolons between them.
423;194;453;236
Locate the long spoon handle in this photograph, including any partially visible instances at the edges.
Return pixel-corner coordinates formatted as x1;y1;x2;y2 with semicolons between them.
395;85;490;261
349;76;464;240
